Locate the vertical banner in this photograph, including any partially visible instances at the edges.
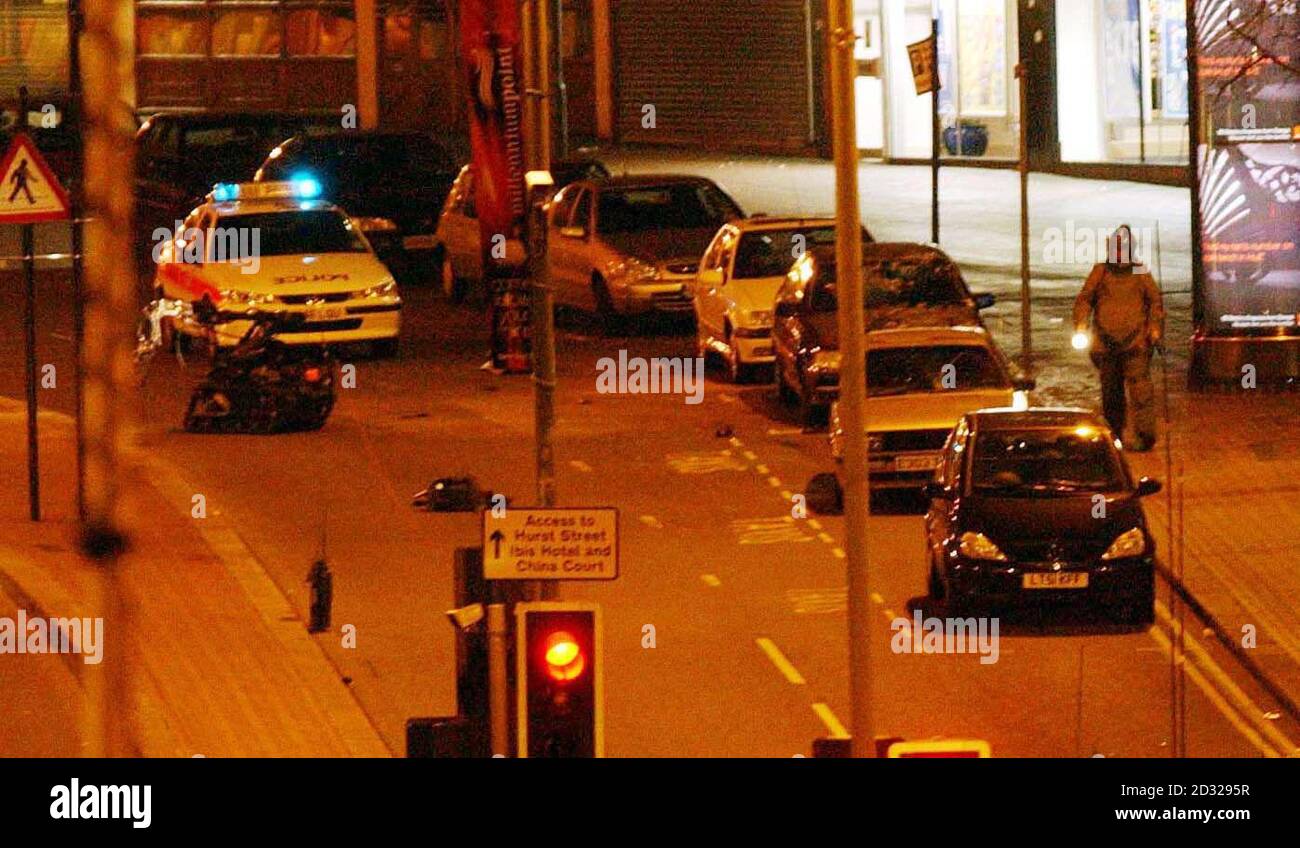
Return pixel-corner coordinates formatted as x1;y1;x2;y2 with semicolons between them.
458;0;532;372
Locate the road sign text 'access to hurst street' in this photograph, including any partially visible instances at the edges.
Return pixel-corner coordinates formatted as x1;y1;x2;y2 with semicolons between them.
483;507;619;580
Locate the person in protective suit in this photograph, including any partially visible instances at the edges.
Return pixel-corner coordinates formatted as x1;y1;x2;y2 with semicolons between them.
1072;225;1165;452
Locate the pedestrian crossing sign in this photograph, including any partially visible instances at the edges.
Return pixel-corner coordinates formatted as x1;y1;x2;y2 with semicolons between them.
0;133;70;224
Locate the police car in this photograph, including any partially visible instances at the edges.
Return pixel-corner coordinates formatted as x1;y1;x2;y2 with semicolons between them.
152;178;401;356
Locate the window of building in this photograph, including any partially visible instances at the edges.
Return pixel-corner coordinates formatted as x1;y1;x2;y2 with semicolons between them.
1056;0;1188;164
137;8;209;56
211;6;282;56
286;7;356;56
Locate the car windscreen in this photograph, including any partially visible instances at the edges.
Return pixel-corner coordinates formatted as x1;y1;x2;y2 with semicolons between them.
734;227;838;279
866;345;1007;396
969;428;1128;495
597;184;739;233
218;211;369;257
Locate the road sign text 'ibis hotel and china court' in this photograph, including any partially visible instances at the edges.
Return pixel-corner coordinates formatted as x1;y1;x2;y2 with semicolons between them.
483;507;619;580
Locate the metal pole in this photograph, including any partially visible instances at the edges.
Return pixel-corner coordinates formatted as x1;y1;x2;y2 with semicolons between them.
79;0;136;757
1016;61;1032;372
22;219;40;522
526;0;558;602
552;0;569;159
930;16;939;244
68;0;86;523
828;0;874;758
487;603;510;756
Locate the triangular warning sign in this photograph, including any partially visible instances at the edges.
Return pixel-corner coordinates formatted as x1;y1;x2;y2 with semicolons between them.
0;133;70;224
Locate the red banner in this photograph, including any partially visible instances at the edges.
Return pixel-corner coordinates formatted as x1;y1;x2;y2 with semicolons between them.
458;0;527;244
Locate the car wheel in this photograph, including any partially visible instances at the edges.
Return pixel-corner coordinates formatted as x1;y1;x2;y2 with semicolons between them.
776;362;798;405
592;277;624;337
439;250;466;303
805;472;844;516
724;329;753;384
798;387;826;429
928;562;946;603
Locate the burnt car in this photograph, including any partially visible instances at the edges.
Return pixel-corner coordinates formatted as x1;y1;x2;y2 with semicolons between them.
773;242;996;426
923;408;1160;624
254;130;459;275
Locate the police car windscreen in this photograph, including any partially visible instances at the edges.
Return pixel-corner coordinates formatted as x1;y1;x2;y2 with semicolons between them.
220;212;369;257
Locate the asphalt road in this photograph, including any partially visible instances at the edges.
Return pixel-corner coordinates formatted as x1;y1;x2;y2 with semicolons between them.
1;265;1293;757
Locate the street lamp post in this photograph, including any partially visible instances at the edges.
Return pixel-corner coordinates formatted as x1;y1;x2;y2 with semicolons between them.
827;0;874;758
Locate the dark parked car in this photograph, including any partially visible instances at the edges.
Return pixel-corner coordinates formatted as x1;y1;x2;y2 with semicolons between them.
254;130;458;275
134;112;337;267
923;408;1160;624
773;242;996;425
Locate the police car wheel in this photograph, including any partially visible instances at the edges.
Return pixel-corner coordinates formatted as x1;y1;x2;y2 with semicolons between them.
439;252;465;303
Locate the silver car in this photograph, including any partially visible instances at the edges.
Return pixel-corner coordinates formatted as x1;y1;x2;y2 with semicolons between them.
546;175;744;331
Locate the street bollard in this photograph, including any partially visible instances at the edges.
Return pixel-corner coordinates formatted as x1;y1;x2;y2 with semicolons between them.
307;559;333;634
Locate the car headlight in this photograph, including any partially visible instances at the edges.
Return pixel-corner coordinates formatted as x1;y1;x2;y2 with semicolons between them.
958;531;1009;562
361;278;399;299
607;257;659;283
808;349;842;373
1101;527;1146;560
220;288;275;307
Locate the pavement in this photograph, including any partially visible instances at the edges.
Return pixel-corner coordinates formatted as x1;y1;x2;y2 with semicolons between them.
0;398;390;757
1;149;1296;757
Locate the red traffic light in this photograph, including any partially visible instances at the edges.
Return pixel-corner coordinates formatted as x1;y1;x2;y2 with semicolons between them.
543;631;586;681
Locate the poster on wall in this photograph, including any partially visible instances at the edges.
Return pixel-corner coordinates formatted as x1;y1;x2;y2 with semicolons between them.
1191;0;1300;336
1160;1;1189;118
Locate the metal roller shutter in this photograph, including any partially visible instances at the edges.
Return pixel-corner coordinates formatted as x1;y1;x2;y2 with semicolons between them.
613;0;814;153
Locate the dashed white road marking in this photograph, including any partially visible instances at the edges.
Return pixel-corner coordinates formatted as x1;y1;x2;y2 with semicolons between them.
701;574;721;587
755;464;770;475
743;451;758;461
807;519;823;531
870;593;885;605
812;703;849;738
767;428;803;436
817;532;834;544
569;460;592;472
756;638;806;685
639;515;663;529
831;547;846;559
767;476;782;488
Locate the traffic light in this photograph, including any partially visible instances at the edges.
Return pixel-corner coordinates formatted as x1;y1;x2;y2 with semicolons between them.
515;602;603;757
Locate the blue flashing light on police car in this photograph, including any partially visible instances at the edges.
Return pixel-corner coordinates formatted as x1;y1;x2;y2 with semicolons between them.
212;182;241;202
289;173;323;200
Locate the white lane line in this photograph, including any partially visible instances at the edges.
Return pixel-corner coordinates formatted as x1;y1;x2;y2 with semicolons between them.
756;638;806;685
1146;626;1278;758
781;490;793;501
1154;600;1297;755
767;428;803;436
639;515;663;529
701;574;721;587
870;593;885;605
812;703;849;739
569;460;592;472
831;547;846;559
729;437;743;448
807;519;823;531
817;532;834;544
743;451;758;461
767;476;782;488
755;464;770;475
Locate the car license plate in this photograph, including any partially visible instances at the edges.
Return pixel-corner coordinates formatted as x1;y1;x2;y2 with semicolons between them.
752;346;772;357
1022;572;1089;589
894;454;939;472
309;306;346;322
402;234;437;250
